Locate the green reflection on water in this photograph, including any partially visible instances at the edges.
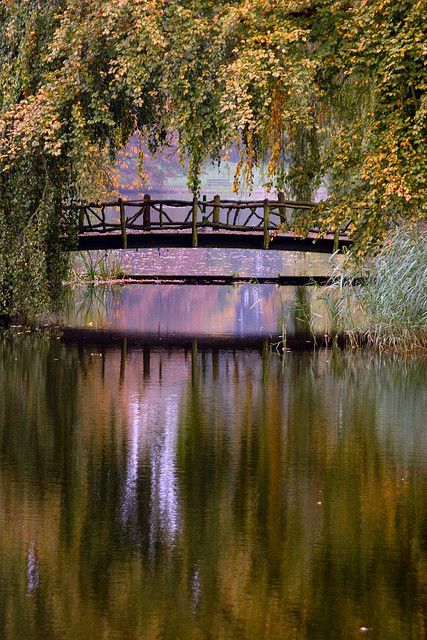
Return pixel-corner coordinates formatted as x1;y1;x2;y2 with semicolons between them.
0;334;426;639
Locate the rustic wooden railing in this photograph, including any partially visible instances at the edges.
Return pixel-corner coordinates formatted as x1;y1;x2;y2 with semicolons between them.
72;192;349;252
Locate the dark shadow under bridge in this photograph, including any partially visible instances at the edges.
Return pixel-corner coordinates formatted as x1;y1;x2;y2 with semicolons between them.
71;194;352;254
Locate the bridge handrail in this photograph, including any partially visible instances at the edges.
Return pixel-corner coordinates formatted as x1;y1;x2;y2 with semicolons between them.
68;193;350;252
68;197;320;210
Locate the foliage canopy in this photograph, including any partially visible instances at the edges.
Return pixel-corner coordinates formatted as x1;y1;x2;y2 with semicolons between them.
0;0;426;319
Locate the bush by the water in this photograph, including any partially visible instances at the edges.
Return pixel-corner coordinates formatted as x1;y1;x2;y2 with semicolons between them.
327;229;427;351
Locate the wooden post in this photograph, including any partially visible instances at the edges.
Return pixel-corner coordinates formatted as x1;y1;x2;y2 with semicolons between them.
78;208;85;233
192;196;198;248
213;194;220;227
119;198;127;249
277;191;286;226
143;194;151;230
202;194;207;224
263;198;270;249
333;228;339;253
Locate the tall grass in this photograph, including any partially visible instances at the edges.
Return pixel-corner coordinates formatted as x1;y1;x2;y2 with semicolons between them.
324;229;427;351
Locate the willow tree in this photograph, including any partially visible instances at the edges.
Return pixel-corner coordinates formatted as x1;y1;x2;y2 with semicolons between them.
0;0;161;321
0;0;426;321
212;0;427;249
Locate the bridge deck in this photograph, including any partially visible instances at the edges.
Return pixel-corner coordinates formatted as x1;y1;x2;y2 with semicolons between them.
75;229;351;252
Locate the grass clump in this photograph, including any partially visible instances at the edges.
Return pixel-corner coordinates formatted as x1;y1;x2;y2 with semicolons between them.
324;228;427;351
68;251;125;284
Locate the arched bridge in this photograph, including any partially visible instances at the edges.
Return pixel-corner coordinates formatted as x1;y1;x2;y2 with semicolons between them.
71;194;352;253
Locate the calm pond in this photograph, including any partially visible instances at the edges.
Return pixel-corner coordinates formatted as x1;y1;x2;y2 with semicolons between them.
0;274;426;639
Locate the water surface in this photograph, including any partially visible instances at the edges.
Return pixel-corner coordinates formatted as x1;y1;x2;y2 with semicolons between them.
0;334;426;639
62;283;332;344
102;248;336;278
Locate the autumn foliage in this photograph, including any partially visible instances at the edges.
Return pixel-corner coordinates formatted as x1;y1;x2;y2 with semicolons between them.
0;0;426;318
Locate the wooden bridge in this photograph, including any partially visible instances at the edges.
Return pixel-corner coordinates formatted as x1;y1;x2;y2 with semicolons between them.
71;194;352;253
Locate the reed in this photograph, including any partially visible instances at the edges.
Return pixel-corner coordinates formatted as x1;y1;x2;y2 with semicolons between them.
323;229;427;351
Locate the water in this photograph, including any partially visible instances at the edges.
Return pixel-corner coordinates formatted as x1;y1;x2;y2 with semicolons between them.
61;283;334;346
74;248;337;279
0;329;426;639
125;249;329;277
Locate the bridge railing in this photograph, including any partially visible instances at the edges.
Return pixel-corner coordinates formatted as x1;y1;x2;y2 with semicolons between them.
74;193;328;249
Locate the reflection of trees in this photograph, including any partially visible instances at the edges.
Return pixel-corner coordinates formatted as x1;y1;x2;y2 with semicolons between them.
0;338;426;639
176;348;427;638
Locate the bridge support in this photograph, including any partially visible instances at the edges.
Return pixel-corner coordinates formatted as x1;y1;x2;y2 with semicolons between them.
202;194;207;224
78;209;85;234
263;199;270;249
333;228;339;253
213;195;220;227
143;194;151;230
119;198;127;249
192;196;198;247
278;191;286;228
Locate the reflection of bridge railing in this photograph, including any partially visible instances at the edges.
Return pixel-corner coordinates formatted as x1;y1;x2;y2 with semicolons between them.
72;194;352;252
